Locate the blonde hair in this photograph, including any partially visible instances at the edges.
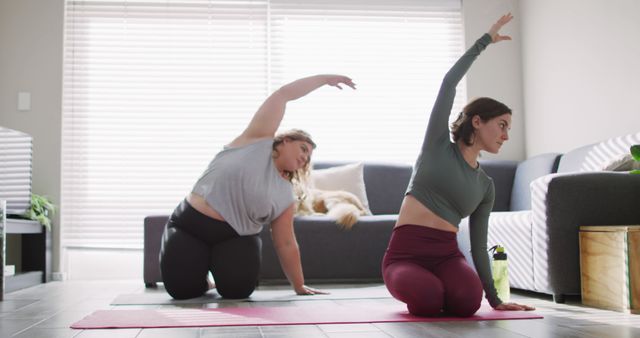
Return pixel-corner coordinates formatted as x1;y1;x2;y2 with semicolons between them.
272;129;316;185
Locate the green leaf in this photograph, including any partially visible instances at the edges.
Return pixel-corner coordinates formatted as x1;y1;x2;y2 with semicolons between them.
24;193;55;231
631;145;640;162
631;169;640;175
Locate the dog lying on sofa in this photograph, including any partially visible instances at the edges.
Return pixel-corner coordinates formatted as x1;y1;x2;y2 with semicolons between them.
294;185;368;229
292;162;371;229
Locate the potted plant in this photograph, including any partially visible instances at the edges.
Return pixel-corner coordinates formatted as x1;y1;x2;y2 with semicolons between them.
25;194;56;231
632;145;640;175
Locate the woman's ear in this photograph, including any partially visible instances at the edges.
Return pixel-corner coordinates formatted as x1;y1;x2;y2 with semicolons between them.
471;115;482;129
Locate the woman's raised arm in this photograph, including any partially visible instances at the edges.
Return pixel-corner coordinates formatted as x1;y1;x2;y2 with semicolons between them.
232;75;355;146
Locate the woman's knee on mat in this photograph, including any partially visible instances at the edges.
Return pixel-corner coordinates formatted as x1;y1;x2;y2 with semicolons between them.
160;228;210;300
212;258;259;299
444;291;482;317
446;301;481;317
443;279;483;317
216;280;257;299
165;279;209;300
430;257;483;316
217;283;256;299
383;262;444;307
209;235;261;299
407;300;444;317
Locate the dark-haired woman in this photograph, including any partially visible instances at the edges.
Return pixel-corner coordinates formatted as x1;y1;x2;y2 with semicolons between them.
382;13;535;317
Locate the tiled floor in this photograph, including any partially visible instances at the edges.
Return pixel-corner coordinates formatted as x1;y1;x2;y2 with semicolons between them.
2;280;640;337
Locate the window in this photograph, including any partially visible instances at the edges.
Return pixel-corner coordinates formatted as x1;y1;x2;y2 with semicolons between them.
62;0;464;249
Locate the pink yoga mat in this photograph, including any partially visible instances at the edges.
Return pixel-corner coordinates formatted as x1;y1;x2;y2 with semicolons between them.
71;302;542;329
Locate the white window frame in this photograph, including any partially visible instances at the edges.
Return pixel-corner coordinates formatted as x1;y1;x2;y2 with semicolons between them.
61;0;465;263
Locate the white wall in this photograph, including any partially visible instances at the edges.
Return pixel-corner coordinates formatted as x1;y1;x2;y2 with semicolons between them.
0;0;529;280
520;0;640;156
0;0;64;276
463;0;525;161
3;0;638;280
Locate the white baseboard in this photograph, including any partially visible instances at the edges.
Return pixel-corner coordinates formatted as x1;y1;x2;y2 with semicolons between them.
51;272;67;281
66;249;142;280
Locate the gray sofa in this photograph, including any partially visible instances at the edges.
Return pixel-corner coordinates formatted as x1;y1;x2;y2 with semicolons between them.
143;161;412;287
258;162;411;283
143;132;640;302
458;132;640;302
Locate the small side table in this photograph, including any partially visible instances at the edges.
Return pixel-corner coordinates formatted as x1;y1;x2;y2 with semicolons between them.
579;225;640;313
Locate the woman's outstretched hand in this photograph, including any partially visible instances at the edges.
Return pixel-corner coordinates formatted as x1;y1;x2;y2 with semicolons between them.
326;75;357;90
495;301;536;311
295;285;330;295
488;12;514;43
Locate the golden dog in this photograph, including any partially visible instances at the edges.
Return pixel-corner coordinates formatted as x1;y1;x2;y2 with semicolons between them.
294;183;367;229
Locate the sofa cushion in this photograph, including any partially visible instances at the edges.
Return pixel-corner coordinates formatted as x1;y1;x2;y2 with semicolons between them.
143;215;169;285
311;162;371;215
556;143;595;173
601;153;640;171
478;160;518;212
363;162;412;215
510;153;561;211
313;162;412;215
557;132;640;173
261;214;397;281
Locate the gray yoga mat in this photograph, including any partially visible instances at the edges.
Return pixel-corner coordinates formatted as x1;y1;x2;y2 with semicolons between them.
111;285;391;305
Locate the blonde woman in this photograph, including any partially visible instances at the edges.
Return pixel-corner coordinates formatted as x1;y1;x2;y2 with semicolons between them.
161;75;356;299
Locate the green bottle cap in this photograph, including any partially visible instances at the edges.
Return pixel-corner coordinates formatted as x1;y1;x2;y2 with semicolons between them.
493;245;507;260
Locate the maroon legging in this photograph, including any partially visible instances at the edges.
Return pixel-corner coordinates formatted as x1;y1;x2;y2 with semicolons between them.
382;224;483;317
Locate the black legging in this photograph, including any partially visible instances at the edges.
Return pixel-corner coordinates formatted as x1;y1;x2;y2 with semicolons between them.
160;199;261;300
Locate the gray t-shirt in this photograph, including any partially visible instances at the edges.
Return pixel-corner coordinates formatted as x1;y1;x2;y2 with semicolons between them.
192;138;295;235
406;33;502;307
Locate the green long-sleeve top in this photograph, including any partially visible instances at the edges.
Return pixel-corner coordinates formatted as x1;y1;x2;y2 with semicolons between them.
406;33;502;307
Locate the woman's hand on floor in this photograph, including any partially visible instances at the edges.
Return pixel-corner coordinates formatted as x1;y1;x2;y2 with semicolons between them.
495;302;536;311
207;279;216;290
295;285;330;295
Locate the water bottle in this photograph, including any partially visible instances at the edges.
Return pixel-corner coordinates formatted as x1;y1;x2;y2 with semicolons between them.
490;245;510;302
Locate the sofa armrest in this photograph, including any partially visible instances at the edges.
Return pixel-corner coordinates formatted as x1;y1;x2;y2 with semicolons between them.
530;172;640;295
144;215;169;286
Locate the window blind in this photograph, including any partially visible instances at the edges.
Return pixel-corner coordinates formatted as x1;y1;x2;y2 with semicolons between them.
0;127;33;216
270;0;465;161
62;0;464;249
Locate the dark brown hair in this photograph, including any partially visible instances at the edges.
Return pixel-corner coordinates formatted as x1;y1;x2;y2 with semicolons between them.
451;97;512;146
272;129;316;183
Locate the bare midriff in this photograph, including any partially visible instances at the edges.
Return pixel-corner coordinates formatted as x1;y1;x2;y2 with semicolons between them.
187;193;226;222
395;194;458;233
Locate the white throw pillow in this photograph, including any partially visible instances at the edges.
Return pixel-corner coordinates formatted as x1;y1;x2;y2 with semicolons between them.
601;153;640;171
310;162;372;215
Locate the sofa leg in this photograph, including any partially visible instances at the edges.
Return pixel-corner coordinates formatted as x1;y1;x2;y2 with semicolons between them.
553;294;565;303
145;282;157;288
